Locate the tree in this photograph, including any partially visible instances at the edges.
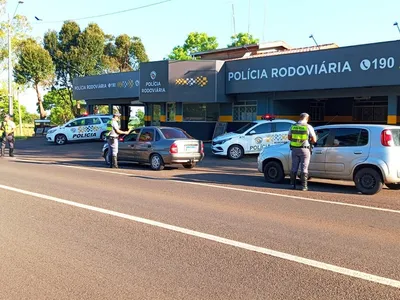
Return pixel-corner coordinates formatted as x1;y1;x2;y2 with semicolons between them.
0;0;31;71
228;33;259;47
104;34;149;72
44;21;106;117
14;38;55;119
167;32;218;60
129;109;144;128
42;88;78;125
0;87;36;124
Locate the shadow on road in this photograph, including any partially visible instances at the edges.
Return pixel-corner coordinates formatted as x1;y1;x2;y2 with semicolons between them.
171;172;361;195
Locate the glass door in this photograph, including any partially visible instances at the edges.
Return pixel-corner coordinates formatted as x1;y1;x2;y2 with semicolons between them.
152;104;161;126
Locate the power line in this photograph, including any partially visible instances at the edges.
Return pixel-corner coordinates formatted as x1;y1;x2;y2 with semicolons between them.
32;0;171;24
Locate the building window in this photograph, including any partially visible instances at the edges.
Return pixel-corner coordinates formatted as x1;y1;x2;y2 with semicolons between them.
233;100;257;121
352;99;388;123
183;103;219;122
310;100;325;122
166;103;176;122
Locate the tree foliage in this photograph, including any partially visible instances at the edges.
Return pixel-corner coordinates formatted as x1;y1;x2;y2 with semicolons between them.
104;34;149;72
0;0;31;71
168;32;218;60
129;109;145;128
42;88;79;125
43;21;107;117
43;22;150;118
0;87;37;124
228;33;259;47
14;38;55;119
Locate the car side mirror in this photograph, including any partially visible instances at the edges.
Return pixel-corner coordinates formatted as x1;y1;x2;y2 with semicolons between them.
248;130;256;135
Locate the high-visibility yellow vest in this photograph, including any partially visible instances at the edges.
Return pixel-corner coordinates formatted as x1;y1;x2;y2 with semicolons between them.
106;119;113;136
290;124;309;147
4;121;12;134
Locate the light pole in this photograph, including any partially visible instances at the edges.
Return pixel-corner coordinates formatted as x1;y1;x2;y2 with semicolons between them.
8;0;24;118
394;22;400;34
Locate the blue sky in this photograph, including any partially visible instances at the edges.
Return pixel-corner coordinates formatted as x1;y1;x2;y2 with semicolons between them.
5;0;400;113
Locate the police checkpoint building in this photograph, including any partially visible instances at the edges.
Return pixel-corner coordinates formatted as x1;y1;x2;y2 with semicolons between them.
73;39;400;141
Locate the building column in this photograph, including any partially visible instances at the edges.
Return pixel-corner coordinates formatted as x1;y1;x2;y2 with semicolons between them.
387;95;398;124
160;103;166;123
120;105;129;131
144;103;152;126
218;103;233;122
175;102;183;122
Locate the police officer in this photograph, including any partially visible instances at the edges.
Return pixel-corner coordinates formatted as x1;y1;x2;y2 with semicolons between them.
0;114;16;157
106;112;129;168
288;113;317;191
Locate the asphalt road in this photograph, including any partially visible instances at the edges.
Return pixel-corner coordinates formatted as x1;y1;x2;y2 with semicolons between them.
0;138;399;299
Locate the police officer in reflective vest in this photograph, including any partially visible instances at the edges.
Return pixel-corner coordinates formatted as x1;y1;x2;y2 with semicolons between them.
0;114;16;157
288;113;317;191
106;112;129;168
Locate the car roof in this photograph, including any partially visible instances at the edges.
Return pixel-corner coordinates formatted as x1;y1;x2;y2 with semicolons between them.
315;124;400;129
252;119;296;123
71;114;111;120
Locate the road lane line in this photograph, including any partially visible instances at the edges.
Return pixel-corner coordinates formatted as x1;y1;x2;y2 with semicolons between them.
0;183;399;289
52;164;400;215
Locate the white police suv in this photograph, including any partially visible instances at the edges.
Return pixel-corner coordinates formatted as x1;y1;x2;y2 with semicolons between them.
211;115;295;159
46;115;112;145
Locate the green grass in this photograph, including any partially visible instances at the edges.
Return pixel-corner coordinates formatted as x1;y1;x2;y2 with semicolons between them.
15;136;29;140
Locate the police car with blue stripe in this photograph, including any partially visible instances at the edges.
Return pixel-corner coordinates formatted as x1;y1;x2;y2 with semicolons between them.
46;115;112;145
211;115;295;160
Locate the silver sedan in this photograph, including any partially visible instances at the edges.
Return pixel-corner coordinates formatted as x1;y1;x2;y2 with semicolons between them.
102;126;205;170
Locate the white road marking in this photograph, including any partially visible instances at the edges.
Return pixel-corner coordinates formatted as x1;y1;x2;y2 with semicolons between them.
51;163;400;215
0;183;399;289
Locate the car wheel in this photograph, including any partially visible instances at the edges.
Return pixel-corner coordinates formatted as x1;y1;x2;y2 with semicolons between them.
55;134;67;145
227;145;244;160
100;131;107;141
183;163;196;169
354;168;383;195
150;154;165;171
263;161;285;184
103;149;110;166
386;183;400;190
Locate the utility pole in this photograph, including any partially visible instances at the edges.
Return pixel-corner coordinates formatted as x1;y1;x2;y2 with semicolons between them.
17;88;22;136
262;0;266;41
8;13;13;117
8;1;24;118
247;0;251;34
232;3;236;36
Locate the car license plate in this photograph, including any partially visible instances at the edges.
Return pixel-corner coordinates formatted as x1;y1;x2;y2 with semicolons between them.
185;145;198;152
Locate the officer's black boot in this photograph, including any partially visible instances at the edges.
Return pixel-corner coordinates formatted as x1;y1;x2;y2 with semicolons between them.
301;173;308;191
289;172;296;189
9;148;14;157
112;156;119;169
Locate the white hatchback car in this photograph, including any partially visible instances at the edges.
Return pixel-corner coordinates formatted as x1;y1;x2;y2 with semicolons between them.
257;124;400;195
212;117;295;160
46;115;112;145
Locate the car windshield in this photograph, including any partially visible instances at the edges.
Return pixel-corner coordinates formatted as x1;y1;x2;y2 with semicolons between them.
235;122;257;134
161;128;192;139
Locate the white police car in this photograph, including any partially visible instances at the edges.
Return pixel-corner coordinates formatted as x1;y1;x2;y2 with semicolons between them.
46;115;112;145
211;115;295;159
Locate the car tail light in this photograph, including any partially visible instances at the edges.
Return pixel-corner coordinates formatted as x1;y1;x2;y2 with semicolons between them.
381;129;394;147
200;141;204;154
170;142;178;154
